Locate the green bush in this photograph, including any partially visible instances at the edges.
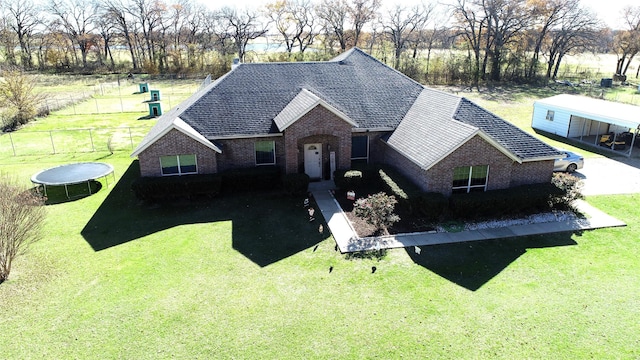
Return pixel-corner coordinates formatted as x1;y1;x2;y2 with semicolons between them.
334;169;363;190
412;192;448;222
131;174;222;201
282;173;310;196
377;166;424;214
221;166;281;193
448;183;562;220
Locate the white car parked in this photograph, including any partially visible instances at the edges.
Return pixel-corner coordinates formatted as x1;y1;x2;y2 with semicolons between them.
554;149;584;173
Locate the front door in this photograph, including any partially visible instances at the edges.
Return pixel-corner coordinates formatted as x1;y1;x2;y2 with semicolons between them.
304;143;322;180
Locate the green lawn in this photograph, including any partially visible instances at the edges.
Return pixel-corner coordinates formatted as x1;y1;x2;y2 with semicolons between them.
1;84;639;358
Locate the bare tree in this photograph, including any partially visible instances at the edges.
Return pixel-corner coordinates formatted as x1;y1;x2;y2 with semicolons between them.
47;0;97;68
482;0;532;81
101;0;139;70
127;0;163;69
317;0;349;52
544;5;600;79
217;7;268;61
451;0;488;87
381;3;434;69
349;0;380;48
613;6;640;77
266;0;317;56
95;13;116;69
0;173;46;284
526;0;577;79
2;0;42;69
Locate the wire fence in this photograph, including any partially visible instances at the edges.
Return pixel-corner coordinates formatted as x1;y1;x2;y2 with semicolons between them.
0;127;150;156
35;78;200;117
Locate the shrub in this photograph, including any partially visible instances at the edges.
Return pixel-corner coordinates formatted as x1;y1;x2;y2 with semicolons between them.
412;192;448;222
131;174;222;201
551;172;584;208
377;166;423;213
282;173;310;196
221;166;281;193
448;183;562;220
353;192;400;235
334;169;363;190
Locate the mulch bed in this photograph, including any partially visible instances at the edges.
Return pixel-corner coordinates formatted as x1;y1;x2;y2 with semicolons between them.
332;189;436;237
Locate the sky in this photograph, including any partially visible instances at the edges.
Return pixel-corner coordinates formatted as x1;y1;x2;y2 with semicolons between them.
200;0;637;30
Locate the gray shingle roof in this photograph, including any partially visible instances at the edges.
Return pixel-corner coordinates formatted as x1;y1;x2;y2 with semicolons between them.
133;47;560;163
454;99;560;160
179;48;424;138
386;89;477;169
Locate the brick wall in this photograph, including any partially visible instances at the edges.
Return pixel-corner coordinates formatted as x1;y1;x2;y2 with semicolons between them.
138;129;218;177
382;143;430;191
216;136;285;172
283;105;353;175
426;135;513;195
510;160;554;186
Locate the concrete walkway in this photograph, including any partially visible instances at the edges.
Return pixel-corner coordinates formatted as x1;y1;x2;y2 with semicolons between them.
310;185;626;253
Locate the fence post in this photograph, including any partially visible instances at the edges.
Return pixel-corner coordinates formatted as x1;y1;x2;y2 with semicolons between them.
50;131;56;154
9;133;16;156
95;98;99;113
129;127;133;149
89;129;95;152
118;85;124;112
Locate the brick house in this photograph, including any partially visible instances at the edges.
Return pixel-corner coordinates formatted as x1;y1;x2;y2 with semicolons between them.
132;48;560;196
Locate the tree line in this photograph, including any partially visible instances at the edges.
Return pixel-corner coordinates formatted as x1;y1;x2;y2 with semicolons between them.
0;0;639;85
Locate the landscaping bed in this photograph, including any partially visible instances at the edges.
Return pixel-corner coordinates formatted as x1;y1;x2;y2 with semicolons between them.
333;165;583;238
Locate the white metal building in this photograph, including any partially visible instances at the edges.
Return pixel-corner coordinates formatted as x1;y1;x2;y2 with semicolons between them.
532;94;640;156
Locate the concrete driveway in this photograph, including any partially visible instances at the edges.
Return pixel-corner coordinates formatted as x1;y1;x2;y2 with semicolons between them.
574;156;640;196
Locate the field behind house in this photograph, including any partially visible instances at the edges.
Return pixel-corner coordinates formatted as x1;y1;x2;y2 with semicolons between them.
0;75;639;358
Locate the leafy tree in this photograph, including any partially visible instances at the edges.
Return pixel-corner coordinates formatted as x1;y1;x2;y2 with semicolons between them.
0;173;46;284
0;69;41;131
353;192;400;235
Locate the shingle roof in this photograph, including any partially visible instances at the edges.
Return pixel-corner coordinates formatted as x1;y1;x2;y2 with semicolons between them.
454;99;560;161
179;48;424;138
133;47;559;163
386;89;477;169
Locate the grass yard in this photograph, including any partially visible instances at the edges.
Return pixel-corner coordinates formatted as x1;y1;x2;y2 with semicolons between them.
1;82;639;358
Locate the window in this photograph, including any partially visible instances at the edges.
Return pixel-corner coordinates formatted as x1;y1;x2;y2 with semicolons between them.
545;110;555;121
160;154;197;175
452;165;489;194
351;136;369;160
255;141;275;165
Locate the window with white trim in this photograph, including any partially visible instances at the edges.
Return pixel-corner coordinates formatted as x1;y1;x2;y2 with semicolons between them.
545;110;555;121
452;165;489;194
351;136;369;161
160;154;197;175
255;141;275;165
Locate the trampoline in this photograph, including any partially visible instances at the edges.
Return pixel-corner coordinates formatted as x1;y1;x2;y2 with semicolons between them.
31;162;115;199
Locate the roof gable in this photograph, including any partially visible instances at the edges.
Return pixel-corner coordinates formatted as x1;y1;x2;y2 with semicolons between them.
273;89;357;131
131;117;221;157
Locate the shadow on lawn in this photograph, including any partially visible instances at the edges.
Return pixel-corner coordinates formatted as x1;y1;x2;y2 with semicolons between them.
406;233;577;291
81;161;327;266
